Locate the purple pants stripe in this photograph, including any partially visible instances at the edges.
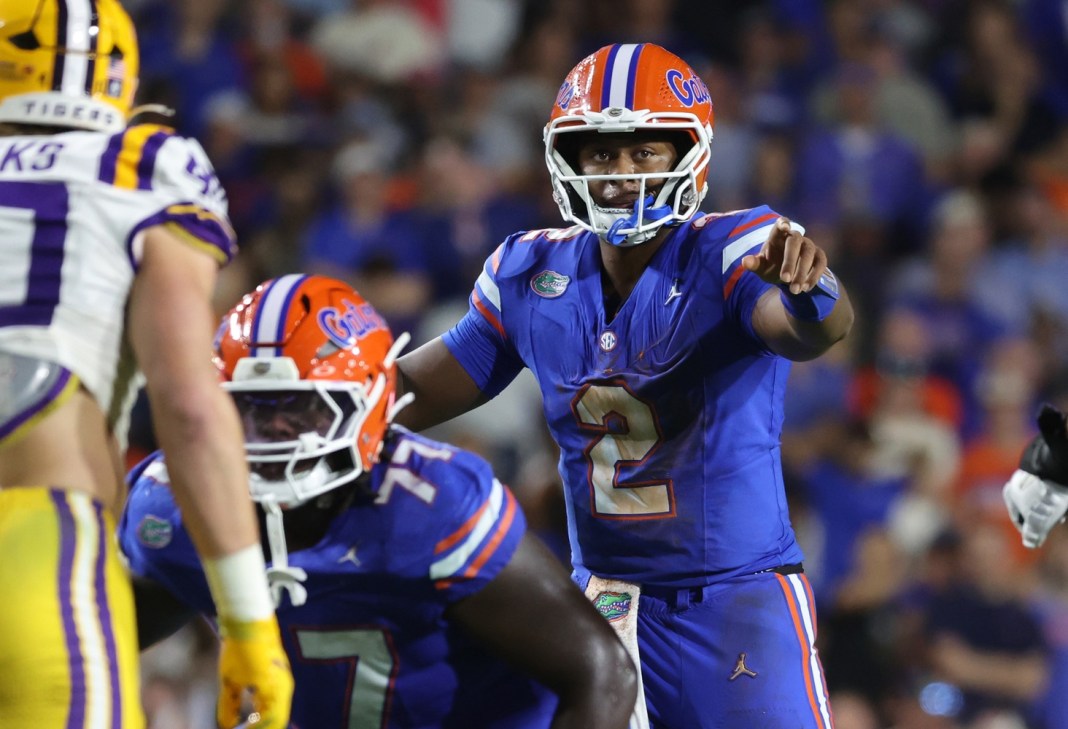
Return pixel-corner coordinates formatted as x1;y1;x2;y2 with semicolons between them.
92;500;122;729
51;490;85;729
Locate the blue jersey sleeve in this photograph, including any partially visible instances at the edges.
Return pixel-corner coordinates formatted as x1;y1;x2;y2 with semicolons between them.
442;241;525;398
409;438;526;603
119;452;214;613
717;206;794;348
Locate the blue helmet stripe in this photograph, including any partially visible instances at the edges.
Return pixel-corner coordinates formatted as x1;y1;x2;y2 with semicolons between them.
602;44;642;110
625;43;644;109
251;274;307;356
600;44;621;109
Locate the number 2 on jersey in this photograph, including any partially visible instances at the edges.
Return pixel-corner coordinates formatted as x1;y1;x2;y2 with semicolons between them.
573;382;674;518
0;182;68;328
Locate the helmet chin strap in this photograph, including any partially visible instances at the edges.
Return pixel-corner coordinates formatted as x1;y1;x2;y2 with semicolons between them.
262;497;308;608
601;195;677;247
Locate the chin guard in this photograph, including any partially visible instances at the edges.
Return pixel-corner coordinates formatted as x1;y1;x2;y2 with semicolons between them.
262;498;308;608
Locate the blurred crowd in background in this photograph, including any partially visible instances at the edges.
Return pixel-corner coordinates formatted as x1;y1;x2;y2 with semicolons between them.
121;0;1068;726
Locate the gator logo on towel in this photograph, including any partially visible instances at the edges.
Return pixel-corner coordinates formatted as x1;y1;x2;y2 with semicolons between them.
530;270;570;298
137;515;172;549
593;591;632;622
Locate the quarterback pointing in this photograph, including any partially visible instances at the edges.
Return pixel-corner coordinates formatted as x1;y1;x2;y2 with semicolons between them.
395;43;853;727
0;1;292;727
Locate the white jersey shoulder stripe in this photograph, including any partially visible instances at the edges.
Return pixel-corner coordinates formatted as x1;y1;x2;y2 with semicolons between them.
429;478;505;580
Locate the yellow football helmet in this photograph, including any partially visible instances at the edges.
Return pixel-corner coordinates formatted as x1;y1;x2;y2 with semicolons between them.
0;0;139;133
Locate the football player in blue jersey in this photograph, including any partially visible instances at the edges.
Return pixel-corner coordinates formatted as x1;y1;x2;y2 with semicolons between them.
393;44;855;728
0;1;291;727
119;275;638;729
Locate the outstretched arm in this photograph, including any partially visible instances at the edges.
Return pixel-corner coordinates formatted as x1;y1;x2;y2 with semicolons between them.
395;338;489;431
1004;403;1068;548
743;218;855;361
447;533;638;729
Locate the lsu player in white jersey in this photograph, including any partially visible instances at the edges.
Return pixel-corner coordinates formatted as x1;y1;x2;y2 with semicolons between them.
0;1;293;728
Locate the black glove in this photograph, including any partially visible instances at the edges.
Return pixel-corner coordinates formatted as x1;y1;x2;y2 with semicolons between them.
1020;403;1068;482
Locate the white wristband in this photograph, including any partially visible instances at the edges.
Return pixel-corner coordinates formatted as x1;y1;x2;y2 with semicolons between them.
202;544;275;621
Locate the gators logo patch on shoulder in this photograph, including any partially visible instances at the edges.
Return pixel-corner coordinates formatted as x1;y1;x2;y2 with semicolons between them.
530;270;570;298
593;591;632;622
137;515;173;549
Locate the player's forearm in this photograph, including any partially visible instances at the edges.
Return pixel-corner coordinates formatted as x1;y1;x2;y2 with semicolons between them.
395;338;487;430
757;285;855;361
783;285;854;355
147;383;261;558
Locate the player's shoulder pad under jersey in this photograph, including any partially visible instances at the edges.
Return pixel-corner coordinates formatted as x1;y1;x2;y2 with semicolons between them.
120;451;187;556
691;205;781;247
381;428;498;496
384;426;495;484
494;225;587;273
125;451;179;518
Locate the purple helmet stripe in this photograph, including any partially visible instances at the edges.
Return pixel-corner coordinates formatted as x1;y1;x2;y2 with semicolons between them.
52;0;95;96
52;0;69;92
83;0;99;94
51;490;86;729
91;501;122;729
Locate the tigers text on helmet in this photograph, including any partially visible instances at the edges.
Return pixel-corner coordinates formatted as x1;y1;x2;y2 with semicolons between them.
0;0;139;133
544;43;714;247
213;274;408;511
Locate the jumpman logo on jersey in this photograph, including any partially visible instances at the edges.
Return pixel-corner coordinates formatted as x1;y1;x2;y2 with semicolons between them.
664;279;682;305
338;545;361;567
728;653;758;681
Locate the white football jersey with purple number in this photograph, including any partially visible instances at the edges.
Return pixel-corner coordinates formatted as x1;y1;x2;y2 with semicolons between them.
0;125;235;433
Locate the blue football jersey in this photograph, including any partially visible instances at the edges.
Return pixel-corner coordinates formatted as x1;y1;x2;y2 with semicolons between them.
444;206;805;588
119;429;555;729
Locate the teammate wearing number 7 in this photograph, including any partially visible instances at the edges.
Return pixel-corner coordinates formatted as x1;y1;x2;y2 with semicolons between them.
119;275;638;729
394;43;854;728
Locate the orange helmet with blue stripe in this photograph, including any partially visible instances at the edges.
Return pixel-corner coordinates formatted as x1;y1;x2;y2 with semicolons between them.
544;43;714;246
213;275;409;509
0;0;139;133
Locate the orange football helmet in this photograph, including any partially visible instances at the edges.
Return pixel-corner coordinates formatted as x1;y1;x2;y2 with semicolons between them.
214;274;407;509
544;43;714;246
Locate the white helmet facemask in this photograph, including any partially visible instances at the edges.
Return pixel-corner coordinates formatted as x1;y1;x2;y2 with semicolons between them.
544;107;712;247
222;333;409;607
